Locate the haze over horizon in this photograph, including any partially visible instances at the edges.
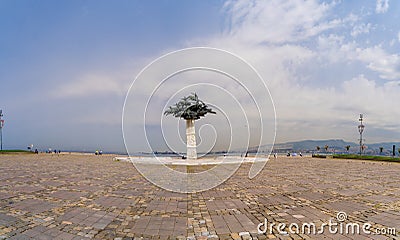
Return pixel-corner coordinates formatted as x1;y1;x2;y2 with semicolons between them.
1;0;400;153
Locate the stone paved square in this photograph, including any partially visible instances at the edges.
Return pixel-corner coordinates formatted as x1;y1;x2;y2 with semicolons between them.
93;196;134;209
49;190;87;201
9;199;59;214
0;154;399;239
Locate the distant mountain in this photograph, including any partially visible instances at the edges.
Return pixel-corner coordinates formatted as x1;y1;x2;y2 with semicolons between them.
251;139;400;153
366;142;400;155
365;142;400;150
286;139;357;151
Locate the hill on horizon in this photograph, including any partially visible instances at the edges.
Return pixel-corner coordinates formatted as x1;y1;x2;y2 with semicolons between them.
253;139;400;152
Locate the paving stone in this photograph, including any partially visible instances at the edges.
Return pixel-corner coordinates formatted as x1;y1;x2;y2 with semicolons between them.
1;155;399;239
231;232;241;239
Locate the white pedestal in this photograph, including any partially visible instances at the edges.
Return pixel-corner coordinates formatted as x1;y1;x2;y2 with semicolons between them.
186;119;197;160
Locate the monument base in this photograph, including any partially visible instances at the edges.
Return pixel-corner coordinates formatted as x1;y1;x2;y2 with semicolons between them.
186;119;197;160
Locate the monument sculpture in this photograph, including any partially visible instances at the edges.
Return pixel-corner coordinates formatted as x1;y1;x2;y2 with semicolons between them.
164;93;216;159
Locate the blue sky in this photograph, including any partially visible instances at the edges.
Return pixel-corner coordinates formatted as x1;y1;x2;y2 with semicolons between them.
1;0;400;152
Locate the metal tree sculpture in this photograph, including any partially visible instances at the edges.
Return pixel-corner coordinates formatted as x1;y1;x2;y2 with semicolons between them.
164;93;216;159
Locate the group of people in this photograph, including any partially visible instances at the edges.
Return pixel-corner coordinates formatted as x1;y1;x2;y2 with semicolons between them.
46;149;61;154
31;148;104;155
32;149;61;154
286;152;303;157
95;150;103;155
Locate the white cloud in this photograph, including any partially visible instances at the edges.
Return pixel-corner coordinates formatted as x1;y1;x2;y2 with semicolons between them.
223;0;338;44
315;35;400;80
355;46;400;80
52;73;128;98
202;0;400;143
341;75;400;125
126;0;400;147
49;0;400;149
389;39;396;46
316;34;350;63
376;0;389;14
351;23;372;37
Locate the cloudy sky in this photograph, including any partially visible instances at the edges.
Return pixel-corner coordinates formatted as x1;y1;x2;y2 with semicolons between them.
1;0;400;153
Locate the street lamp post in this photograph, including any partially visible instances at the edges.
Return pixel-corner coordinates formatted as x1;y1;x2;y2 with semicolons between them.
0;110;4;151
358;114;365;155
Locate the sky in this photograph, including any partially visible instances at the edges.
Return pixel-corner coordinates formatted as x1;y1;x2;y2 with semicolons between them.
1;0;400;153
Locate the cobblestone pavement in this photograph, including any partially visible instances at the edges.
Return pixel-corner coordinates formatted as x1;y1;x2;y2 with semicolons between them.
0;154;399;239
